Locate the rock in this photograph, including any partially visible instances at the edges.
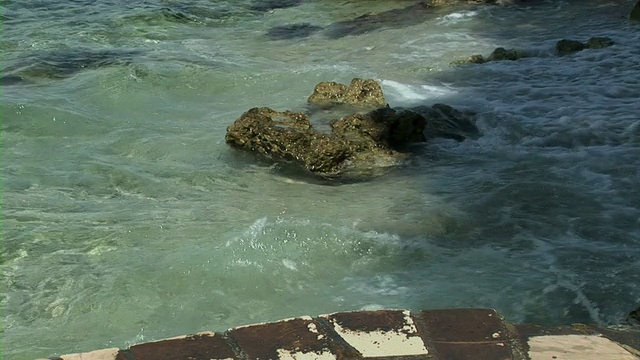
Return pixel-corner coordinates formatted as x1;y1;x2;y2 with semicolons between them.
487;47;525;61
225;107;351;176
450;54;485;65
586;36;614;49
555;39;586;54
323;2;433;39
631;0;640;21
331;106;427;149
626;307;640;325
307;78;387;109
411;103;480;142
225;106;426;179
2;48;141;81
227;80;480;180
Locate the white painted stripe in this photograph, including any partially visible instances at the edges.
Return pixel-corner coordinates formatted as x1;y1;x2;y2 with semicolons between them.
328;315;428;357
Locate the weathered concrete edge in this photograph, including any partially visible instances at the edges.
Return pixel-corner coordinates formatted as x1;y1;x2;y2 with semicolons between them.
37;308;640;360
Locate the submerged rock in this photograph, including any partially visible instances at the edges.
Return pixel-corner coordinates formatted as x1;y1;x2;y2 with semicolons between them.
307;78;387;109
556;37;614;54
226;80;481;180
249;0;302;12
627;306;640;325
265;23;323;40
586;36;615;49
411;104;480;142
487;47;526;61
2;48;140;81
450;54;486;65
555;39;586;54
451;47;526;65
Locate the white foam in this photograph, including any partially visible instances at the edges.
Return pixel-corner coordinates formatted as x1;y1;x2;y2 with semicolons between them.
380;80;456;104
437;10;479;25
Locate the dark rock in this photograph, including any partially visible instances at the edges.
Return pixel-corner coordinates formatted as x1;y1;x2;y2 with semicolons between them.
555;39;586;54
487;47;525;61
265;23;323;40
0;74;27;86
627;307;640;325
307;78;387;109
586;36;614;49
411;103;480;142
631;0;640;21
331;106;427;149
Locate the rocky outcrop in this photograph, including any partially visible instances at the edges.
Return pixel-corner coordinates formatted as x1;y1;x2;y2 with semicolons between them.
307;78;387;109
226;80;479;180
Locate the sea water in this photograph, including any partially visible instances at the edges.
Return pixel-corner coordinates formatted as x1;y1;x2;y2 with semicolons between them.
1;0;639;358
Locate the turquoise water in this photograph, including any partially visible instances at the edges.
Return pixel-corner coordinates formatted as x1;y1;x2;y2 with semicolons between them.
2;0;639;358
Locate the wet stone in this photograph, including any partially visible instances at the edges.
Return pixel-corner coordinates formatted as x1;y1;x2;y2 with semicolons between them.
117;332;236;360
228;316;359;360
417;308;508;343
322;310;429;358
416;309;514;360
586;36;615;49
556;39;586;54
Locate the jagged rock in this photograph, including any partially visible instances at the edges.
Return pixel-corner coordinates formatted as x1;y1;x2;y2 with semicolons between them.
631;0;640;21
225;107;351;176
487;47;525;61
307;78;387;109
556;39;586;54
586;36;614;49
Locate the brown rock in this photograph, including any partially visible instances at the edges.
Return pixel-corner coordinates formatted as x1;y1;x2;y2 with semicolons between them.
308;78;387;109
225;107;350;176
226;80;479;180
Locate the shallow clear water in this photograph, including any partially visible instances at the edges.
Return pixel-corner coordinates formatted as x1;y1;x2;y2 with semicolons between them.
2;0;640;358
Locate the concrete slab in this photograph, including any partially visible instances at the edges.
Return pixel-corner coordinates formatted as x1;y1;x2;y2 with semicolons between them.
528;334;638;360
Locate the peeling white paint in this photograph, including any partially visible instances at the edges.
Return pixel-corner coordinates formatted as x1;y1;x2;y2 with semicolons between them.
330;321;428;357
528;335;637;360
307;323;318;333
276;348;336;360
401;310;418;333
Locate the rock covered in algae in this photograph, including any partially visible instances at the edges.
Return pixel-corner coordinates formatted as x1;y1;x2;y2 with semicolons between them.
226;79;480;180
307;78;387;109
